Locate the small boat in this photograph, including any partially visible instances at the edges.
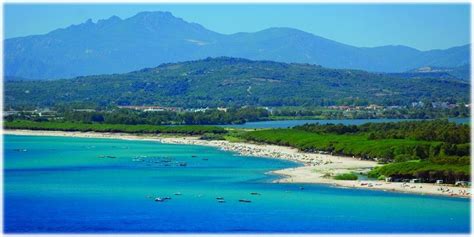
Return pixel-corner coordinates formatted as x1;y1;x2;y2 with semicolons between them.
192;155;197;157
238;199;252;203
218;200;226;203
250;192;261;195
202;158;209;161
179;162;187;167
106;156;116;159
163;197;172;200
299;187;305;190
174;192;182;196
154;198;164;202
216;197;224;200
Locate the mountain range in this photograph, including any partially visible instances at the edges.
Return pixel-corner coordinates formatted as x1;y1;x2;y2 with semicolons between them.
5;11;470;80
5;57;469;108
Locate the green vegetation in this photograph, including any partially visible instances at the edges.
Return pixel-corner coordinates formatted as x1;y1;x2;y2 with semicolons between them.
241;120;470;182
368;159;470;183
5;57;469;108
242;129;447;161
298;120;470;144
5;107;270;125
334;173;358;180
4;120;226;135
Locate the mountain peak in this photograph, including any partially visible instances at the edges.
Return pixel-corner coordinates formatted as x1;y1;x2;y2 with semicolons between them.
96;15;122;26
130;11;177;21
126;11;190;30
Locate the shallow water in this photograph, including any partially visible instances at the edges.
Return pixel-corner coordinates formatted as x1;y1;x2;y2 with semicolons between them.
4;135;471;233
220;118;470;129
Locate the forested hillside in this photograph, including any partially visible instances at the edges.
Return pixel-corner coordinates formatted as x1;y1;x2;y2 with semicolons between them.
5;57;469;108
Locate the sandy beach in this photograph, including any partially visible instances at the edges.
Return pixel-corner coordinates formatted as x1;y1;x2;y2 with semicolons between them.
4;129;471;198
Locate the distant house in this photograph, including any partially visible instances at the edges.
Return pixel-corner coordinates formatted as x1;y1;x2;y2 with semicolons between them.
386;105;403;110
411;101;425;108
431;102;450;109
187;107;209;113
7;108;58;119
118;105;180;112
217;107;228;112
366;104;383;110
327;105;352;111
3;110;19;116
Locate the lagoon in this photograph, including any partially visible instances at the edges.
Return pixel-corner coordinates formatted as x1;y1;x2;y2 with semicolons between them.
4;135;471;233
220;118;470;129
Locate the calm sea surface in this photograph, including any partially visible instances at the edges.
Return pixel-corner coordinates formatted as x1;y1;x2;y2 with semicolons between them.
220;118;470;129
4;135;470;233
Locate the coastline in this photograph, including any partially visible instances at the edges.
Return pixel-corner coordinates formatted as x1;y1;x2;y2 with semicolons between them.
4;129;471;198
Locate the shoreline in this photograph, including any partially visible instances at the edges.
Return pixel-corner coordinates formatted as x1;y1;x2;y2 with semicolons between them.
4;129;471;198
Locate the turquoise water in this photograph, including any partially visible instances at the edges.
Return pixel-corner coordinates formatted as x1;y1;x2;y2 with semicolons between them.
221;118;470;129
4;135;471;233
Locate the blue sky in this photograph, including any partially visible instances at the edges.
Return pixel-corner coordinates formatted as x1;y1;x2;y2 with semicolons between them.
4;4;470;50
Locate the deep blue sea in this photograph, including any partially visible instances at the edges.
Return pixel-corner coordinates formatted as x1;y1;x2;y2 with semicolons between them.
220;118;470;129
4;135;471;233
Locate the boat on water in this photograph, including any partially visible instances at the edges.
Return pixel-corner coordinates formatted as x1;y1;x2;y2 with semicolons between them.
174;192;182;196
155;197;171;202
250;192;261;195
216;197;224;200
239;199;252;203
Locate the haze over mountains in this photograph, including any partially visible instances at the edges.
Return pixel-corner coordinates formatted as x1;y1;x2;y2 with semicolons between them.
5;11;470;80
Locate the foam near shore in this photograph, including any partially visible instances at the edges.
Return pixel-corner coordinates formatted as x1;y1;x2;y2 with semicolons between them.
4;129;471;198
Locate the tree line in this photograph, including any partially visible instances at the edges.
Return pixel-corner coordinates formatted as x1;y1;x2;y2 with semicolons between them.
6;107;270;125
